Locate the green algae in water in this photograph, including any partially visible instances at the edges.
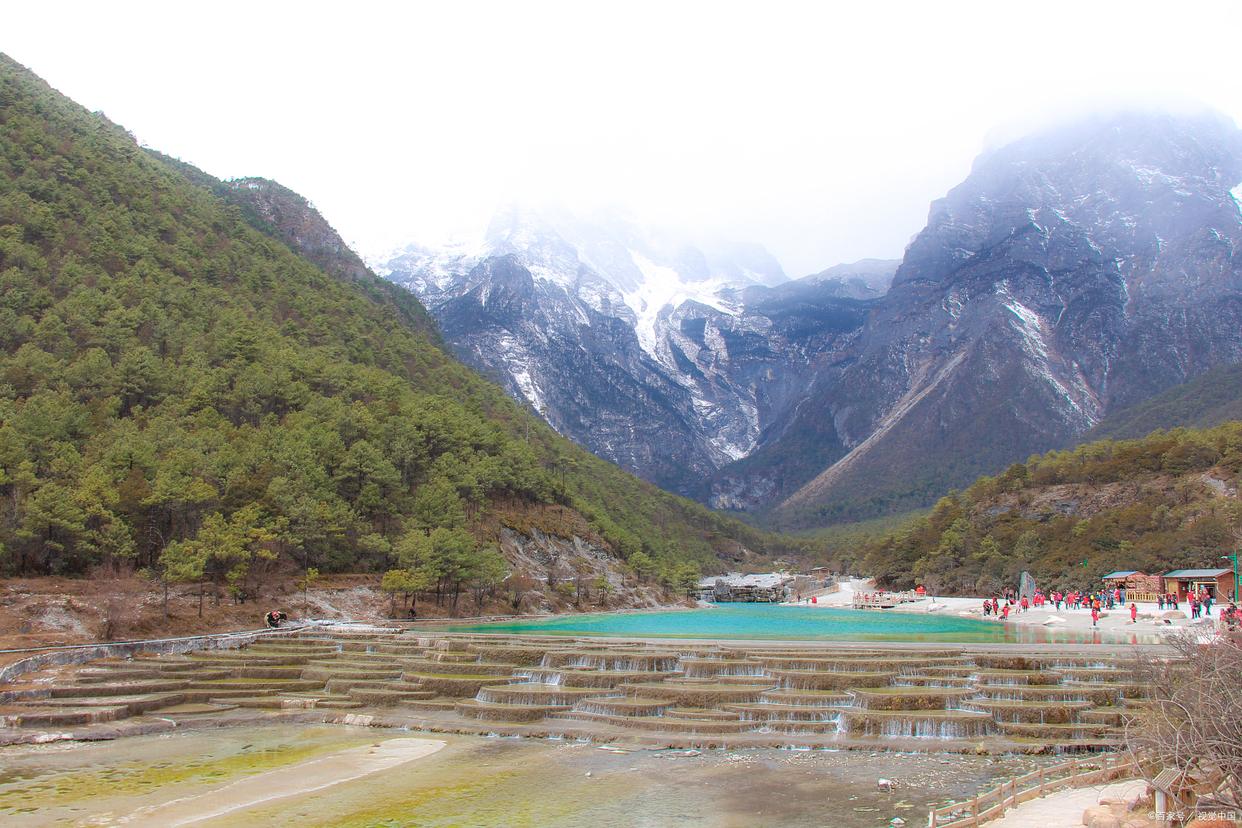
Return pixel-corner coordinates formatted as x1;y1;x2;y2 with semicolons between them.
200;735;1050;828
439;603;1117;643
0;726;1057;827
0;726;389;820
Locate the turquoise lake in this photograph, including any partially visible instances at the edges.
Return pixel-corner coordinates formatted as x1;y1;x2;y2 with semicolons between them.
440;603;1126;644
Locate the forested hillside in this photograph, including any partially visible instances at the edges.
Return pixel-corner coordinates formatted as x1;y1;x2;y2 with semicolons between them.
1085;363;1242;442
825;423;1242;595
0;55;796;605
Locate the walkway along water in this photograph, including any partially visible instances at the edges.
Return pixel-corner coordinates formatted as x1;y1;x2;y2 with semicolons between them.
928;754;1141;827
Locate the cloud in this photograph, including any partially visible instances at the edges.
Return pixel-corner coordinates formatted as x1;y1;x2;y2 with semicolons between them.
6;0;1241;274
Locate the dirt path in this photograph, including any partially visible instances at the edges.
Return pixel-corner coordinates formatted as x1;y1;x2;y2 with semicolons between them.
987;778;1147;828
114;737;446;827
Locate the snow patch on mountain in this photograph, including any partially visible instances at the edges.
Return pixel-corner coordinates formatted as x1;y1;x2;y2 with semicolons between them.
381;204;890;497
621;254;742;367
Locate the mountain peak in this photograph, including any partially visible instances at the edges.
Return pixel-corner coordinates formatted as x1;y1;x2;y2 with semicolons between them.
765;105;1242;525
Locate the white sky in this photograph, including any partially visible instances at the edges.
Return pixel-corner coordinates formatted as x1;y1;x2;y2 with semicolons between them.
6;1;1242;275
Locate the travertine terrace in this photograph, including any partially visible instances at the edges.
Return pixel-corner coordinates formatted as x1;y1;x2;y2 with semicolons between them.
0;629;1150;753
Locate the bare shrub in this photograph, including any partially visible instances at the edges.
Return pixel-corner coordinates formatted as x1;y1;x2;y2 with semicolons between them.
1126;631;1242;812
99;595;133;641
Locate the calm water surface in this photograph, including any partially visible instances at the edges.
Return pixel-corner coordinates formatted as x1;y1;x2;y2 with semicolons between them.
441;603;1137;644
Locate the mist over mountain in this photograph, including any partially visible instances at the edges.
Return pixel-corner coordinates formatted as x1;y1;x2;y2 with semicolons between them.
384;109;1242;528
380;206;892;496
764;108;1242;525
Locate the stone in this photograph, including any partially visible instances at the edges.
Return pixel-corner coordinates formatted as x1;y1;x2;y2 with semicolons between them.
1088;814;1122;828
1083;805;1113;825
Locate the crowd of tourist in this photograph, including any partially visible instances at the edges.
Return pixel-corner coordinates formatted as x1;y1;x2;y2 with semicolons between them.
980;584;1242;629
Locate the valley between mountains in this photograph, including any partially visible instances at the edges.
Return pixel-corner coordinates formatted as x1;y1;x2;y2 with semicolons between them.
382;111;1242;527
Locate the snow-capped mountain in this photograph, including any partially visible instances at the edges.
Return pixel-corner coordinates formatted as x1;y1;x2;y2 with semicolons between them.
380;206;884;495
382;109;1242;526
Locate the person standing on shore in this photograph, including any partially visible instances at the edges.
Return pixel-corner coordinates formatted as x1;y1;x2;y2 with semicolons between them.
1091;606;1099;627
1129;602;1138;623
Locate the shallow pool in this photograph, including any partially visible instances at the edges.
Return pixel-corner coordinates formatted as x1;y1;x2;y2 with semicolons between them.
439;603;1136;644
0;725;1049;827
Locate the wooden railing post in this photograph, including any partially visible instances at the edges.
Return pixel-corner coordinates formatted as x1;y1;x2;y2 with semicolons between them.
928;808;936;828
942;756;1140;828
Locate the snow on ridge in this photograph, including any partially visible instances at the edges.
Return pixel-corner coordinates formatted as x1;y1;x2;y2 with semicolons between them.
494;334;547;414
622;253;743;366
511;366;544;412
997;285;1098;424
1004;296;1043;338
526;263;578;291
623;254;681;364
707;398;759;462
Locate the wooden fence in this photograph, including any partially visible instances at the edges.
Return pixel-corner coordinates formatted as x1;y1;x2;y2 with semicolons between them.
927;754;1141;828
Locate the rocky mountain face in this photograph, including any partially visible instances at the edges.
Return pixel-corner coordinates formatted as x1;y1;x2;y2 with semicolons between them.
760;109;1242;525
381;207;891;495
381;110;1242;527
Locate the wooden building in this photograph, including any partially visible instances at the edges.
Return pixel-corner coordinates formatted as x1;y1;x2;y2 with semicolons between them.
1162;568;1235;601
1100;571;1161;601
